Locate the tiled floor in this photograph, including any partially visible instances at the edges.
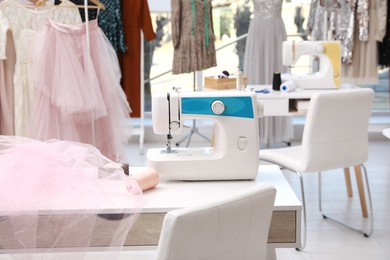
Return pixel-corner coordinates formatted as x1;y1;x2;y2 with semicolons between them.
274;139;390;260
0;135;389;260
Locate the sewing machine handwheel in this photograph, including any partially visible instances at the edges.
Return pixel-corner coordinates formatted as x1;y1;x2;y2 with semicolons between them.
211;100;225;115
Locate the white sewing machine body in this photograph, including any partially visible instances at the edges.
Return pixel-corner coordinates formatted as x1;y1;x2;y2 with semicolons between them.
147;90;260;181
281;40;341;90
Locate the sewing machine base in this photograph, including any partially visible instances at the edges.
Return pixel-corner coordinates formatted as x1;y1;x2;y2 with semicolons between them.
147;147;259;181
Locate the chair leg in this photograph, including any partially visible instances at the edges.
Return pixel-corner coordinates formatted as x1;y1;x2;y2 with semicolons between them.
266;246;277;260
291;171;307;251
276;167;307;250
318;165;374;237
344;167;353;198
354;165;368;218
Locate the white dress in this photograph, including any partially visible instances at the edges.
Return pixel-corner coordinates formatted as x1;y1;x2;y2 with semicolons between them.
244;0;293;145
0;0;81;136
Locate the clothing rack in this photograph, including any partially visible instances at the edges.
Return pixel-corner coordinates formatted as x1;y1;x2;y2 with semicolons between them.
33;0;105;9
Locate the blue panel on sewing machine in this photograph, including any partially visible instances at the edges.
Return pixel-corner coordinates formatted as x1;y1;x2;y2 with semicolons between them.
181;96;254;118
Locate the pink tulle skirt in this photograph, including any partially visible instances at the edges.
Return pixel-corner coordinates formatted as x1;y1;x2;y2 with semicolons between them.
28;19;131;160
0;136;143;258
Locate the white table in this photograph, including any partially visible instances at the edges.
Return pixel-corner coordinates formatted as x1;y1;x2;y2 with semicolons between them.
0;165;302;250
254;85;357;116
0;165;302;255
126;165;302;252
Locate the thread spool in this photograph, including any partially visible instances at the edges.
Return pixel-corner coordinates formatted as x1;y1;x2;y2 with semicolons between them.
280;80;296;92
272;72;282;91
127;168;160;192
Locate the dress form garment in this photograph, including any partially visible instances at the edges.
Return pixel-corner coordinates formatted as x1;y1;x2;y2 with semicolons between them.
341;0;378;85
171;0;217;74
0;0;82;136
243;0;293;145
307;0;379;84
307;0;365;64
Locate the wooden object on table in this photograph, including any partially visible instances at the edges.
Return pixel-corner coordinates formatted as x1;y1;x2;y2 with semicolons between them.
204;76;247;90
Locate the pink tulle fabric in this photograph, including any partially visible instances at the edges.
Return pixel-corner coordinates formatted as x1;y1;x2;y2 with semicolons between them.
28;19;131;160
0;135;143;259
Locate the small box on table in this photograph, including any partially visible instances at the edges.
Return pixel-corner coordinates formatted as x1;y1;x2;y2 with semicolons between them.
204;76;247;90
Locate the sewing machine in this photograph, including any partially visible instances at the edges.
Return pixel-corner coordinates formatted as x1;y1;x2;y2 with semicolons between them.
147;89;260;181
281;40;341;89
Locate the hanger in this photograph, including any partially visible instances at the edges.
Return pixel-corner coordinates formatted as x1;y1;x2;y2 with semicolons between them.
59;0;106;10
32;0;106;10
88;0;105;10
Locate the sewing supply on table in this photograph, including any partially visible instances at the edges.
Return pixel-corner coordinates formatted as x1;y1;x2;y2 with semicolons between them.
218;70;230;78
121;163;129;175
272;72;282;91
255;88;270;94
127;168;160;191
280;80;296;92
236;71;243;90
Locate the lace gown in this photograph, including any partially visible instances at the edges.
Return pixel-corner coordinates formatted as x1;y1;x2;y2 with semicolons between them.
244;0;293;145
0;0;82;136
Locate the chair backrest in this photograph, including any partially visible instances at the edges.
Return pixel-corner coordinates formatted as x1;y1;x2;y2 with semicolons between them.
301;88;374;172
155;184;276;260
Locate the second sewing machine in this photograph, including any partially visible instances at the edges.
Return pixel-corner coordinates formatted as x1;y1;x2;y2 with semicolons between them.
281;40;341;89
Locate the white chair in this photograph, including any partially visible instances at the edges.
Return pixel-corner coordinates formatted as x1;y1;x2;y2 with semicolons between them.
155;184;276;260
260;88;375;250
383;128;390;139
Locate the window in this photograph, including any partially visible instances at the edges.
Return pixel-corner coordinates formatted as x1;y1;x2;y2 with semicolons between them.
145;0;389;114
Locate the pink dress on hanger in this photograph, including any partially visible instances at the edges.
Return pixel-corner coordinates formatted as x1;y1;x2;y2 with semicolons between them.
28;19;131;160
